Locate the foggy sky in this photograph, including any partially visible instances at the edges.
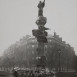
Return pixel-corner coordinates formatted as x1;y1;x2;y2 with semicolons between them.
0;0;77;56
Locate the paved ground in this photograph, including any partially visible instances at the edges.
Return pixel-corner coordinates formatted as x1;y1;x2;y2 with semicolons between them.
0;75;13;77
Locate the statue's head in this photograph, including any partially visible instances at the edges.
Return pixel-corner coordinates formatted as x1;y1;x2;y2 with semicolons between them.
39;1;42;4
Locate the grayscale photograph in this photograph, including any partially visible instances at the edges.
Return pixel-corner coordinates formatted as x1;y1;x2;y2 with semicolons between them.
0;0;77;77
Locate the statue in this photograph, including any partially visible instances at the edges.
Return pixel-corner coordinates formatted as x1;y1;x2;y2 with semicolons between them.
36;0;47;26
32;0;48;69
38;0;45;16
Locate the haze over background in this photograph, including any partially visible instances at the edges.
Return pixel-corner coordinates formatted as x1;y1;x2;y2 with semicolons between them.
0;0;77;56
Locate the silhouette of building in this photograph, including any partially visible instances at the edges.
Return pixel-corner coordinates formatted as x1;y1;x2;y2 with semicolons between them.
1;34;75;72
26;33;75;71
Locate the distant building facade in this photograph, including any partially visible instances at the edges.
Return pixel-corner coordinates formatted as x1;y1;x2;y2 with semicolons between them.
1;34;76;72
26;33;75;71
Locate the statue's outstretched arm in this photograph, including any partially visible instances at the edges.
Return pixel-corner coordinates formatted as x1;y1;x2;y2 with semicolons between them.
42;0;45;7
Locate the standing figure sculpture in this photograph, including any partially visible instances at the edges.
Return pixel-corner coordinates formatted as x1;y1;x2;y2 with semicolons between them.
36;0;47;26
38;0;45;16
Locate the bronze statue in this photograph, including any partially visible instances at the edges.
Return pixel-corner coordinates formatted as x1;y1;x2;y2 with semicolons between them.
32;0;48;69
38;0;45;16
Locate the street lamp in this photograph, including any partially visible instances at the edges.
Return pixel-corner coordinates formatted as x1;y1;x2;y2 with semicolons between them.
58;50;61;72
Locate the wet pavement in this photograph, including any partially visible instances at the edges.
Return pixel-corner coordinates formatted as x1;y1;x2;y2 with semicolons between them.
0;72;77;77
0;75;13;77
0;74;77;77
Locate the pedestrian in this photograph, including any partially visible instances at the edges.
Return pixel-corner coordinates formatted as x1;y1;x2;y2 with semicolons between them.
13;70;18;77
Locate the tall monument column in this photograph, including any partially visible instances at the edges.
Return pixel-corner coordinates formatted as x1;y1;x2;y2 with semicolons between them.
32;0;49;69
